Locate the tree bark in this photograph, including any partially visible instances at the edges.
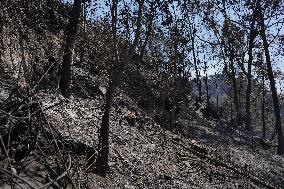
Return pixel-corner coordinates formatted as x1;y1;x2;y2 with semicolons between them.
190;25;202;104
229;56;241;126
95;0;145;177
245;7;256;131
59;0;82;98
221;0;241;126
140;2;155;61
258;0;284;154
18;26;29;82
261;73;266;140
170;32;179;131
204;62;210;106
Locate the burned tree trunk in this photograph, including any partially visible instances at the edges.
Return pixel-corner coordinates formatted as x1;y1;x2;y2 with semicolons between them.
245;9;256;131
190;25;202;104
18;26;29;82
59;0;82;98
95;0;145;177
140;1;155;61
229;56;241;126
261;73;266;141
257;0;284;154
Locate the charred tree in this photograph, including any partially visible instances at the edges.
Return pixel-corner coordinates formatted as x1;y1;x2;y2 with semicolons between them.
95;0;145;177
244;1;257;131
229;54;241;126
140;1;155;61
261;71;266;141
59;0;82;98
190;25;202;105
257;0;284;154
18;26;29;82
204;60;210;106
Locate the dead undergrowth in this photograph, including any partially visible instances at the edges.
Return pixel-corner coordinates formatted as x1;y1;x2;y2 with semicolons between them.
0;81;95;188
0;78;283;189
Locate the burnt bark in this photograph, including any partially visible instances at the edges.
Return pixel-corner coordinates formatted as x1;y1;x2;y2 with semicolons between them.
257;0;284;154
190;25;202;104
204;61;210;106
261;73;266;140
229;56;241;126
245;6;256;131
95;0;145;177
18;26;29;81
140;2;155;61
59;0;82;98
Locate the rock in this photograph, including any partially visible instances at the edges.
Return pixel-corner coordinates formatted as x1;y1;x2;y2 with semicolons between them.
99;86;107;95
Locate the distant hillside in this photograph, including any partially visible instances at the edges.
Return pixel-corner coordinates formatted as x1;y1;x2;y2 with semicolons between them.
190;74;229;105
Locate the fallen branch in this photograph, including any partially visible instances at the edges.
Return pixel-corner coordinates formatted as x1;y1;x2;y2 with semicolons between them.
0;168;37;189
38;155;72;189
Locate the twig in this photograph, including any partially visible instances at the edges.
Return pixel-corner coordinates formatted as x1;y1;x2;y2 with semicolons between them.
0;168;37;189
38;155;72;189
36;101;77;189
0;134;12;164
0;108;30;120
30;59;58;93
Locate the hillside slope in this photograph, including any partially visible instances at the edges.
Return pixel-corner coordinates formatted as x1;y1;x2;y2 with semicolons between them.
34;83;283;189
0;55;284;188
0;13;283;189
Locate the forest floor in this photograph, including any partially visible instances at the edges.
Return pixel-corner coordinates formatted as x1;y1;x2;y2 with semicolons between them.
0;78;284;188
36;88;284;188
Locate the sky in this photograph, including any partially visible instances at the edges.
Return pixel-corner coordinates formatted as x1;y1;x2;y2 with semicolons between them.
62;0;284;90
